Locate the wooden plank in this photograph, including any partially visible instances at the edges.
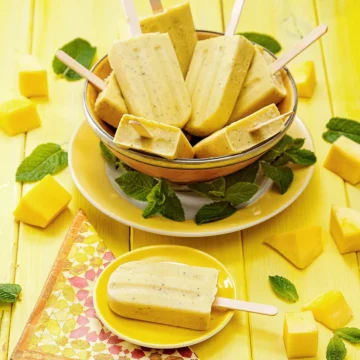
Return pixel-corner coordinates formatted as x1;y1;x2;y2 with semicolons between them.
222;0;360;359
0;1;33;359
9;0;130;355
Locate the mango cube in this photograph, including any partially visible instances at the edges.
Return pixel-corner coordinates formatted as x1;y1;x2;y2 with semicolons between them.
94;72;128;128
264;226;323;269
19;54;48;97
330;205;360;254
324;136;360;185
14;175;72;228
283;311;318;359
292;61;316;98
0;97;41;136
302;290;353;330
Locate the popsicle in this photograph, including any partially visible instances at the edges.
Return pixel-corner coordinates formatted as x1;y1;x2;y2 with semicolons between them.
184;0;255;137
107;261;278;331
109;0;192;129
229;24;328;123
140;0;198;77
114;114;194;159
194;104;292;158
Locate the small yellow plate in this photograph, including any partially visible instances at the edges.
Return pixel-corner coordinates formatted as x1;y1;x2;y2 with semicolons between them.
69;118;314;237
94;245;236;349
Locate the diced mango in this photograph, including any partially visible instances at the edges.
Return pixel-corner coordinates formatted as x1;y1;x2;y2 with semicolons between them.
264;226;323;269
330;205;360;254
14;175;72;228
292;61;316;98
19;54;48;97
0;97;41;136
324;136;360;185
302;290;353;330
94;72;128;128
283;311;318;359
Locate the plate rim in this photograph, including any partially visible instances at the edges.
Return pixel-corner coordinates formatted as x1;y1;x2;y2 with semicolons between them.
69;117;315;237
93;244;236;349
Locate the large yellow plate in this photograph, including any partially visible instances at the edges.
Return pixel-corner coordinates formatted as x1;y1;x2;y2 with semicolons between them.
93;245;236;349
69;118;314;237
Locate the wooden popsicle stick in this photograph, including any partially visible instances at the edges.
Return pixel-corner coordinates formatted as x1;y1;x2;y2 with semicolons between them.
55;50;106;91
225;0;245;37
270;24;328;74
129;120;153;138
248;111;294;133
121;0;142;37
213;297;278;316
149;0;164;13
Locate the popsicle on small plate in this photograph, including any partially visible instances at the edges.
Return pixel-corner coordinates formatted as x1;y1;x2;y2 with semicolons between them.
140;1;198;77
114;114;194;159
194;104;289;158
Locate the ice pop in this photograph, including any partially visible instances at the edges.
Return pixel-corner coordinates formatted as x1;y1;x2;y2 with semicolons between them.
184;0;255;137
114;114;194;159
109;0;191;129
140;1;198;77
194;104;290;158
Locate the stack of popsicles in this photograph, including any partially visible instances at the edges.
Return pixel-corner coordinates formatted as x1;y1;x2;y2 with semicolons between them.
85;0;327;160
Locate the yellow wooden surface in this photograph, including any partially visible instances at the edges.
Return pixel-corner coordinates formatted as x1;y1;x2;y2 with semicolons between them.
0;0;358;359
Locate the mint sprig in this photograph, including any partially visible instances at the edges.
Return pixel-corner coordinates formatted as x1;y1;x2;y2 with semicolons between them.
116;172;157;201
53;38;96;81
323;117;360;144
261;162;294;194
0;284;22;303
225;161;259;188
239;32;282;54
326;336;347;360
196;202;237;225
16;143;68;182
189;177;226;200
269;275;299;303
334;327;360;344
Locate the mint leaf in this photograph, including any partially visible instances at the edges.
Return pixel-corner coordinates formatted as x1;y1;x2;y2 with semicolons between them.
334;328;360;344
323;117;360;144
286;149;317;165
0;284;22;303
327;336;347;360
225;161;259;188
269;276;298;303
53;38;96;81
261;162;293;194
261;135;295;163
16;143;68;182
273;154;291;166
225;182;259;206
143;201;159;219
100;141;119;169
146;182;166;205
240;32;281;54
196;202;237;225
188;177;226;199
293;138;305;149
115;172;157;201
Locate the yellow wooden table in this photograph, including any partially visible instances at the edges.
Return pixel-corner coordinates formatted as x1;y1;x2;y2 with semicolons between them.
1;0;360;359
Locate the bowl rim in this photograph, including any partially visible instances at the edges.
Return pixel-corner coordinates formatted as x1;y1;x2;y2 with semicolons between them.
83;30;298;168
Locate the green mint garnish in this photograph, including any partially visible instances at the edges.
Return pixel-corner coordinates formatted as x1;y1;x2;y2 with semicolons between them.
334;328;360;344
326;336;347;360
0;284;22;303
224;182;259;206
286;149;317;165
323;117;360;144
188;177;226;200
240;32;282;54
195;201;237;225
224;161;259;188
261;162;294;194
269;275;299;303
53;38;96;81
16;143;68;182
116;172;157;201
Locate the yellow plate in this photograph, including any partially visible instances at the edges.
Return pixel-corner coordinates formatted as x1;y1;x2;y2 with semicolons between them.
69;118;314;237
93;245;236;349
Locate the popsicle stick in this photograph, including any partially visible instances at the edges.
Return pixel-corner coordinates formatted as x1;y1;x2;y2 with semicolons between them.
225;0;245;37
121;0;142;37
149;0;163;13
271;24;328;74
248;111;294;133
214;297;278;316
55;50;106;91
129;120;153;138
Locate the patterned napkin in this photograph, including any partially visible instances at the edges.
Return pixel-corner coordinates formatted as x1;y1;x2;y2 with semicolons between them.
11;210;198;360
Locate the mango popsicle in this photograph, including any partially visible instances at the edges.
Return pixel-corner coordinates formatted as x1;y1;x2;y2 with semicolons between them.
114;114;194;159
140;2;198;77
108;261;219;331
194;104;284;158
